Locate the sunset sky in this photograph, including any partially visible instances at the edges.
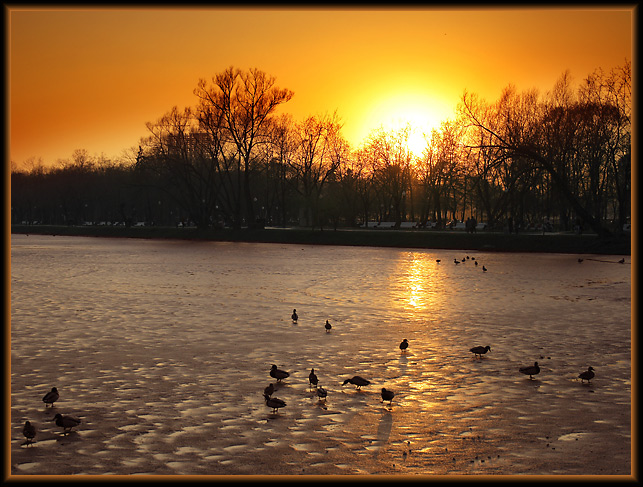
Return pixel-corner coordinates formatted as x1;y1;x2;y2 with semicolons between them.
7;6;633;167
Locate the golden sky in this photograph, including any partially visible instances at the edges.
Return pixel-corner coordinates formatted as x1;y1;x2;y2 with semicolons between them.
7;7;633;166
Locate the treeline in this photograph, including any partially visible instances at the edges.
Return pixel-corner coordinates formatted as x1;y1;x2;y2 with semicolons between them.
11;62;631;237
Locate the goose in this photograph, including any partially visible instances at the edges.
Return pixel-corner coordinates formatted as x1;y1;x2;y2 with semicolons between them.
23;421;36;444
454;259;460;264
482;265;487;272
325;320;332;333
53;413;81;433
436;259;441;263
42;387;59;407
317;385;328;401
291;309;298;323
399;339;409;352
264;383;275;397
342;376;371;390
470;345;491;358
579;366;595;383
264;394;286;413
475;261;479;266
618;258;625;264
519;362;540;379
270;364;290;382
578;258;583;263
381;388;395;405
309;368;319;389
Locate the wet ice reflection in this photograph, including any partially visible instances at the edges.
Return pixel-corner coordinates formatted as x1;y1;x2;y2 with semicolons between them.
10;235;630;475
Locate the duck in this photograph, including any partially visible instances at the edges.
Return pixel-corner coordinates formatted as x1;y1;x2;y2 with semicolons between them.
264;383;275;397
270;364;290;382
264;394;286;413
519;362;540;379
470;345;491;358
579;366;595;383
317;385;328;401
53;413;81;433
42;387;59;407
23;421;36;444
342;376;371;390
381;388;395;405
325;320;332;333
399;339;409;352
309;368;319;389
291;309;298;323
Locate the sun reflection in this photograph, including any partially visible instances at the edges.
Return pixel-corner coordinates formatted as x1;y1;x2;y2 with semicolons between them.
403;252;438;311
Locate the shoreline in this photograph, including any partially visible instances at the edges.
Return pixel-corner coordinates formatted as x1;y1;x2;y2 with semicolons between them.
10;224;631;255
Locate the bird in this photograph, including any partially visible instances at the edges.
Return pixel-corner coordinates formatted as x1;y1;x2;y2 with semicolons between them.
270;364;290;382
53;413;81;433
618;258;625;264
309;368;319;389
519;362;540;379
325;320;332;333
436;259;441;263
264;394;286;413
317;385;328;401
23;421;36;445
475;261;479;266
579;366;595;383
291;309;298;323
578;258;583;263
470;345;491;358
342;376;371;390
264;383;275;397
381;388;395;405
482;265;487;272
454;259;460;264
42;387;59;407
399;339;409;352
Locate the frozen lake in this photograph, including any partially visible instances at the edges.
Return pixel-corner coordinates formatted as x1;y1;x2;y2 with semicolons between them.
10;234;631;476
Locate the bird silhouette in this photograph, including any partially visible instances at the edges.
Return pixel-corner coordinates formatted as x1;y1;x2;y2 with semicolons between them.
291;309;298;323
381;388;395;405
264;394;286;413
53;413;81;433
23;421;36;445
436;259;441;263
399;339;409;352
618;258;625;264
342;376;371;390
470;345;491;358
42;387;59;408
309;368;319;389
482;265;487;272
325;320;332;333
579;366;595;383
317;385;328;401
264;383;275;397
519;362;540;379
270;364;290;382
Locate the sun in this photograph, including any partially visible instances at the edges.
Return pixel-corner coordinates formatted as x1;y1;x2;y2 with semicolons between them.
357;91;445;158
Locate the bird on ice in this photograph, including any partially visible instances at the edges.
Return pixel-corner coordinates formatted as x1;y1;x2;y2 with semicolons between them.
309;368;319;389
519;362;540;379
381;388;395;405
23;421;36;445
342;376;371;390
53;413;81;433
317;385;328;401
270;364;290;382
578;366;595;383
264;383;275;397
264;394;286;414
291;309;298;323
470;345;491;358
325;320;332;333
42;387;59;407
399;339;409;352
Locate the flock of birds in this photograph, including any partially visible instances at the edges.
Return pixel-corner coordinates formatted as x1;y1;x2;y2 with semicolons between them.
257;309;596;418
20;252;604;445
